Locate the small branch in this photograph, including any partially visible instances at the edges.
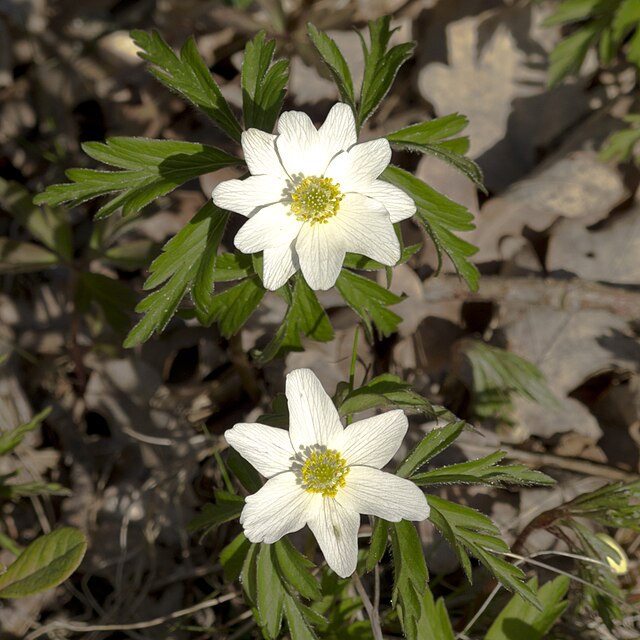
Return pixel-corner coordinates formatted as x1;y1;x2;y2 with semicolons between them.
353;573;384;640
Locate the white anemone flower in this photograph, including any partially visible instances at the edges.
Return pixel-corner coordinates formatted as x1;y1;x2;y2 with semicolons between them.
225;368;430;578
212;103;416;291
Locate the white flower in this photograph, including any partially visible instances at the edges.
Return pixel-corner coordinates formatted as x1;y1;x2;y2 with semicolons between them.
212;103;416;291
224;368;430;578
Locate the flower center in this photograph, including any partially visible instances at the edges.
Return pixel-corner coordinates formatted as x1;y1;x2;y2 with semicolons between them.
300;449;349;497
291;176;344;225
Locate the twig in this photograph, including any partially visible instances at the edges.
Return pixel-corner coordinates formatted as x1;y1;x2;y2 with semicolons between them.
25;592;237;639
353;573;384;640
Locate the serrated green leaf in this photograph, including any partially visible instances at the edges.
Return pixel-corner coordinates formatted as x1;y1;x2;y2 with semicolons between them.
357;17;415;129
220;532;251;582
420;589;455;640
366;518;389;571
0;179;72;260
388;113;469;143
485;576;570;640
427;495;537;605
389;520;428;636
0;528;87;598
382;165;479;290
242;31;289;132
274;538;321;600
0;408;51;456
197;275;265;337
213;252;253;282
338;373;434;417
335;269;404;339
284;593;320;640
548;21;602;86
307;23;356;109
0;239;59;273
131;30;243;141
396;421;466;478
411;452;555;487
124;202;229;347
255;276;334;365
36;139;238;219
343;243;421;271
257;545;285;638
187;491;244;535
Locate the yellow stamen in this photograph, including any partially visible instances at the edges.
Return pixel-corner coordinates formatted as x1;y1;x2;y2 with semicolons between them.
291;176;344;225
300;449;349;497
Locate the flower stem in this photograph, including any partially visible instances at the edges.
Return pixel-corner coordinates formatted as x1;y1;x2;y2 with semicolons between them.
353;573;383;640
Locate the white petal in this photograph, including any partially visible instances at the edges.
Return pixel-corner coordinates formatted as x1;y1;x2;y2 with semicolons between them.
336;467;430;522
262;242;298;290
276;111;328;177
234;203;301;253
295;220;346;290
361;180;416;223
224;423;295;478
308;498;360;578
318;103;357;159
332;193;400;266
242;129;288;180
241;472;313;543
286;368;343;450
325;138;391;191
212;175;287;217
336;410;408;468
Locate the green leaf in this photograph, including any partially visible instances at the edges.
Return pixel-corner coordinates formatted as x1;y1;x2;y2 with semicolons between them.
274;538;321;600
366;518;389;571
307;23;356;109
335;269;404;339
284;593;320;640
187;491;244;534
543;0;614;27
125;202;229;347
396;421;466;478
0;479;70;500
0;528;87;598
220;532;251;582
35;138;238;219
255;276;334;364
382;165;479;290
76;272;136;333
0;179;72;260
0;239;59;273
131;30;243;141
412;451;555;487
485;576;570;640
0;408;51;457
457;340;557;418
612;0;640;43
102;239;160;271
386;115;485;190
198;275;266;337
227;447;263;494
548;21;602;86
419;589;455;640
357;17;415;129
212;252;253;282
343;243;421;271
601;122;640;163
256;545;285;638
427;496;537;606
389;520;428;638
242;31;289;132
338;373;434;417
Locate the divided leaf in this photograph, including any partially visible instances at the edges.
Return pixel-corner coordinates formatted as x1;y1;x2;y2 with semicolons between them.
0;408;52;456
335;269;404;339
131;30;243;141
35;139;238;219
382;166;479;290
187;491;245;535
125;201;229;347
242;31;289;132
357;17;415;128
